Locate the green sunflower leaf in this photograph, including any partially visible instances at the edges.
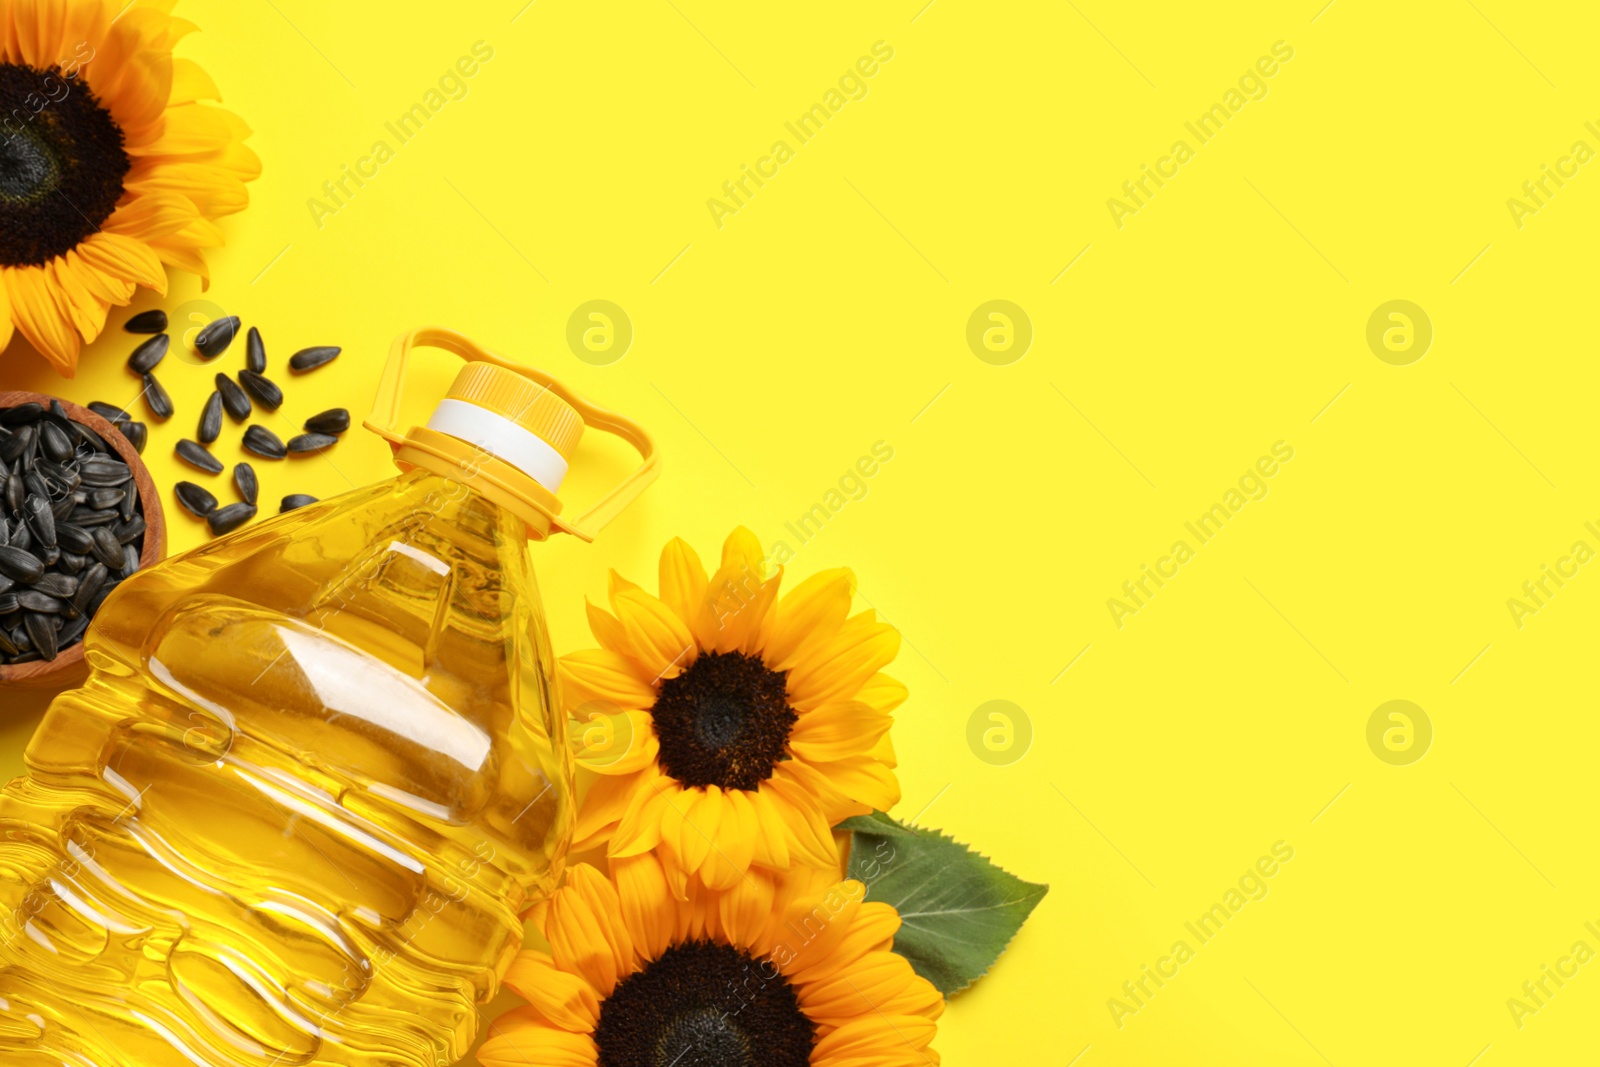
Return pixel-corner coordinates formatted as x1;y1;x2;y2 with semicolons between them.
839;810;1048;998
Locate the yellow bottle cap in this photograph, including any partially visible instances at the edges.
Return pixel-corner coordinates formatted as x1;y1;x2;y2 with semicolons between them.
445;362;584;459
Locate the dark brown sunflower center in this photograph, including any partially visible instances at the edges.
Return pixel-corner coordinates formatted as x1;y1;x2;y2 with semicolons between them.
0;63;129;267
594;940;815;1067
652;651;795;790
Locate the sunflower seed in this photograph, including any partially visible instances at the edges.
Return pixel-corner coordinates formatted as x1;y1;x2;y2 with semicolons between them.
4;476;21;514
118;487;137;522
238;370;283;411
38;421;73;463
0;546;44;584
24;612;57;661
233;463;258;505
72;565;106;614
58;552;85;575
115;514;145;545
242;425;287;460
288;346;341;373
87;488;122;510
0;593;13;615
120;544;139;577
194;315;241;358
87;401;128;422
199;392;223;444
175;482;218;517
57;614;88;649
209;375;250;423
30;573;76;599
89;527;123;569
287;432;337;454
24;496;55;548
246;326;266;373
18;590;67;614
280;494;318;513
56;524;93;554
0;404;42;427
304;408;350;435
78;455;131;486
176;439;223;474
142;372;174;421
0;426;30;463
128;333;169;374
207;502;257;535
120;421;148;454
68;508;116;528
125;309;168;334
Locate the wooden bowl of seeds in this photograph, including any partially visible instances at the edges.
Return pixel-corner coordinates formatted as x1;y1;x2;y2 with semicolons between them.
0;392;165;691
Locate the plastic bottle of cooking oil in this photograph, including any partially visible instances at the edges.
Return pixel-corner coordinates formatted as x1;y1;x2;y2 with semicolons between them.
0;329;658;1067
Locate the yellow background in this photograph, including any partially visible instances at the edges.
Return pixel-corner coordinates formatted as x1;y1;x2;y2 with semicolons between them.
3;0;1599;1063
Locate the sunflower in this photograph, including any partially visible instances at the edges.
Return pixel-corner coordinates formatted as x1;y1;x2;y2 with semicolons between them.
1;0;258;375
480;858;943;1067
560;528;903;892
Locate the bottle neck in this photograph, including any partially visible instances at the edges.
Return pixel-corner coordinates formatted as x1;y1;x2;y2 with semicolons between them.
394;428;564;541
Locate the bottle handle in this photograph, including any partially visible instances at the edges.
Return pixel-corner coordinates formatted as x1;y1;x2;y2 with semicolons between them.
364;327;659;541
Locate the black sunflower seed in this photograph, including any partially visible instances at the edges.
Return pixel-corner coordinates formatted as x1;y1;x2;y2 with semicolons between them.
120;544;140;577
119;421;148;454
207;502;257;535
38;421;73;463
215;373;252;420
72;565;106;614
124;309;168;334
115;514;145;545
288;346;341;373
0;404;42;427
0;546;44;584
78;455;131;486
30;573;76;599
304;408;350;435
199;392;223;444
5;476;21;514
176;439;223;474
128;334;169;374
233;463;258;505
0;593;14;615
17;590;67;615
287;433;338;454
68;508;116;528
87;401;128;422
89;527;123;569
174;481;219;517
24;496;55;548
237;370;283;411
194;315;241;358
87;488;123;510
58;552;85;575
280;494;318;512
246;326;266;373
56;524;93;554
142;372;174;421
24;612;57;661
57;614;88;650
242;425;286;460
118;487;138;522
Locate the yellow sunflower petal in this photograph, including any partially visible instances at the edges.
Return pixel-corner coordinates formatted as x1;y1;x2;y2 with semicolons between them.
502;951;601;1032
557;649;657;711
583;597;629;656
571;709;658;777
811;1015;939;1062
74;231;167;292
46;257;107;343
613;852;676;962
807;754;901;813
716;865;776;949
693;527;775;652
543;864;635;995
609;769;674;859
572;770;643;853
787;701;893;762
761;770;841;869
658;537;709;626
0;275;12;352
612;587;696;680
764;567;856;669
168;57;219;103
478;1009;598;1067
857;672;909;714
4;266;78;375
787;611;901;710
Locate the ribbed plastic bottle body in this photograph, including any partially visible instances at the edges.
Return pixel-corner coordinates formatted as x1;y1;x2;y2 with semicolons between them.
0;468;573;1066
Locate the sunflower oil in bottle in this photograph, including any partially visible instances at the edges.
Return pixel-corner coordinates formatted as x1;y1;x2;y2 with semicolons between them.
0;332;657;1067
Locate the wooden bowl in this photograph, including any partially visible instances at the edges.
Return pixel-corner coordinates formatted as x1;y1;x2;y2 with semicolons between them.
0;391;166;690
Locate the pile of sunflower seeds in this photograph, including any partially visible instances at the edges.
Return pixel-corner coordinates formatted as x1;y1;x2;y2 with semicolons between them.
0;401;144;664
93;310;342;537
